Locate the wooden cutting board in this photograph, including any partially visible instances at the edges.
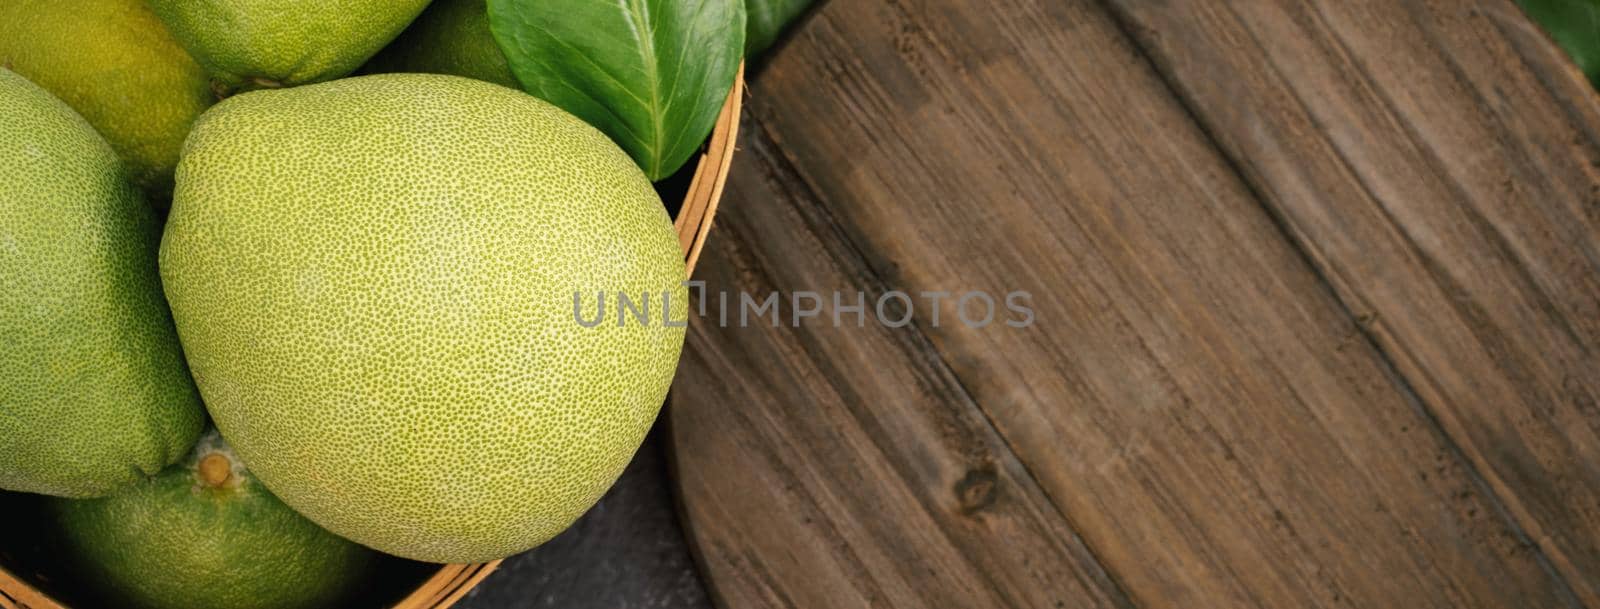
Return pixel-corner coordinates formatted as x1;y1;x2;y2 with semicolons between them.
668;0;1600;607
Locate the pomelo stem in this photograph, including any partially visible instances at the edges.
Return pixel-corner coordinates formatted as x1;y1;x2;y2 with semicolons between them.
198;453;232;487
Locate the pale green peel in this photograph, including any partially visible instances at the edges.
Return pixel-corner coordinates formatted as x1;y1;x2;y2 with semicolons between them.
147;0;431;93
0;68;204;498
161;74;687;563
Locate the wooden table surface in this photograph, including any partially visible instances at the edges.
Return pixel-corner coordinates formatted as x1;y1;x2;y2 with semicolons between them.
5;1;1595;608
663;0;1600;608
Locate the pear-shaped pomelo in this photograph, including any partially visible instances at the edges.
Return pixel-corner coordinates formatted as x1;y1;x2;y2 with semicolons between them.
160;73;688;563
48;429;387;609
0;68;204;498
0;0;213;194
147;0;430;93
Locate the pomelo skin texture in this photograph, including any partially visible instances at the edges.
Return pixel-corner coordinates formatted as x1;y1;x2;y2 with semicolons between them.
161;73;689;563
0;68;204;498
364;0;520;88
0;0;213;194
50;429;381;609
147;0;430;92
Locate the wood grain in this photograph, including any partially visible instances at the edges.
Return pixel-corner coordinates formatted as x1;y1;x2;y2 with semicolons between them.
1099;0;1600;604
670;129;1134;609
669;0;1591;606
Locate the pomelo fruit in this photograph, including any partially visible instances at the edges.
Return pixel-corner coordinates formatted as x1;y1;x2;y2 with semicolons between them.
0;0;214;194
48;429;384;609
364;0;519;88
0;68;204;498
160;73;688;563
146;0;430;93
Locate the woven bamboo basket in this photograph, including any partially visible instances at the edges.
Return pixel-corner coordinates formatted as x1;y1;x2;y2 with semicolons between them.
0;67;743;609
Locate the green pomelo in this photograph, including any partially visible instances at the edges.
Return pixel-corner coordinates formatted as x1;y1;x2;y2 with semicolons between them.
0;68;203;498
0;0;214;194
160;73;688;563
49;429;383;609
364;0;519;88
147;0;430;93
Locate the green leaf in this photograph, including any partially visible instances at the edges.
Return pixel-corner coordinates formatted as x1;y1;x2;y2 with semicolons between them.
1520;0;1600;87
746;0;813;57
487;0;745;180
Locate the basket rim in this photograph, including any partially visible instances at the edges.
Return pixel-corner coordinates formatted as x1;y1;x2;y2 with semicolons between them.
0;65;745;609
